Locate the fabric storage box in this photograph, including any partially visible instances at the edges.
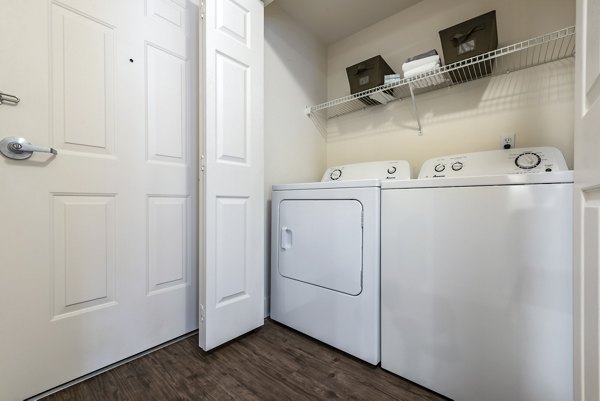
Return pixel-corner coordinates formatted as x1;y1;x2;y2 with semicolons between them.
438;10;498;82
346;55;395;105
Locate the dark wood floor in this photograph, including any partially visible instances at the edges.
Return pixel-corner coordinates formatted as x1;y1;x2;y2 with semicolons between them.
44;319;446;401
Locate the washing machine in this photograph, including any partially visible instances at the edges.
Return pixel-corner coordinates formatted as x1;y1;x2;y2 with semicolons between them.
270;160;411;365
381;147;573;401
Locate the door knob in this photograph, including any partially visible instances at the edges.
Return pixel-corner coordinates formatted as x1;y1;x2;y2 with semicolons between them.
0;136;57;160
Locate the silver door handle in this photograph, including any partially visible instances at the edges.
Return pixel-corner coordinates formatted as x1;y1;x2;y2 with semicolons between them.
0;136;58;160
0;91;20;105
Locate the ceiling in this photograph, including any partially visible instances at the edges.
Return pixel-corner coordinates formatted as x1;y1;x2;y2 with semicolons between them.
270;0;424;45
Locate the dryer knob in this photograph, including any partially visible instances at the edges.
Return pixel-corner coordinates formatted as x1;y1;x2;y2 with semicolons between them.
330;168;342;180
434;164;445;172
452;162;464;171
515;152;541;169
387;166;397;174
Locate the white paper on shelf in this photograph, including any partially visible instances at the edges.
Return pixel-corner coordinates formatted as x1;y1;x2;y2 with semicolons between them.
401;55;441;72
403;62;440;78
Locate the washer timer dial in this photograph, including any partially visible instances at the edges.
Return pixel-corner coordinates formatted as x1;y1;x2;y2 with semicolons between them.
515;152;541;169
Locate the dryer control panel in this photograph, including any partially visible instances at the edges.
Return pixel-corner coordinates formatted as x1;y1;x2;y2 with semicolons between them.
322;160;411;182
418;147;568;179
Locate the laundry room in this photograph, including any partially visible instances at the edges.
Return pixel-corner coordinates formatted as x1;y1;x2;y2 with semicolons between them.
2;0;598;400
265;0;579;400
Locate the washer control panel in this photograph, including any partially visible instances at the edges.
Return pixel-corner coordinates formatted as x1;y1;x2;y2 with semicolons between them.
418;147;568;179
322;160;411;182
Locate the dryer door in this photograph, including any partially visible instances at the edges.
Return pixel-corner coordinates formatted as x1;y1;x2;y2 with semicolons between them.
278;199;363;295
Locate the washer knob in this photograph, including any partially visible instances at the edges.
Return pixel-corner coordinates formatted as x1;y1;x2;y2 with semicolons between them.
434;164;445;172
452;162;464;171
387;166;397;174
330;168;342;180
515;152;541;169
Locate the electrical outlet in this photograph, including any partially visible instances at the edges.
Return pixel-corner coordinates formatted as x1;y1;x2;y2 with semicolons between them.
500;134;515;150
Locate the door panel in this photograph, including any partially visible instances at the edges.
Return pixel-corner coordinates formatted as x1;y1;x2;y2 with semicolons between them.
147;44;187;163
217;0;250;45
0;1;198;399
575;0;600;400
148;196;189;294
201;0;264;350
215;196;250;307
278;200;363;295
216;52;249;163
147;0;187;29
51;4;116;153
52;194;117;318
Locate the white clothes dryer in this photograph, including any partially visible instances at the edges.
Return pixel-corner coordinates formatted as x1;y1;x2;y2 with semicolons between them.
380;147;573;401
270;160;411;365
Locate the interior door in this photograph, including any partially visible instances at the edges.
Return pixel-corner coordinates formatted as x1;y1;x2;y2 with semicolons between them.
574;1;600;400
0;1;198;399
200;0;265;350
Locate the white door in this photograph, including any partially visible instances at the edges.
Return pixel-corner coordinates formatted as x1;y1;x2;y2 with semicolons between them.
0;1;198;399
574;0;600;400
200;0;264;350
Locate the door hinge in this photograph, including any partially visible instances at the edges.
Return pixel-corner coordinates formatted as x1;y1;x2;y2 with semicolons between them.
200;304;205;322
200;2;205;20
200;154;206;172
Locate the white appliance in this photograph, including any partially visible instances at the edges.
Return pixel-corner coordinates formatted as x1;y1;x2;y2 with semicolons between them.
381;147;573;401
270;160;411;365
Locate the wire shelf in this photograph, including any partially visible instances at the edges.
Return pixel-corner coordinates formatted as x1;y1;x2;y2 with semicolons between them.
307;26;576;130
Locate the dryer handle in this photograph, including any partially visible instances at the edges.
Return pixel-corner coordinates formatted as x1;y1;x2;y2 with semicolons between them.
281;226;293;250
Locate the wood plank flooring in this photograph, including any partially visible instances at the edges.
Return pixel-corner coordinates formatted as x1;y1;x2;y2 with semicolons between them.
43;319;447;401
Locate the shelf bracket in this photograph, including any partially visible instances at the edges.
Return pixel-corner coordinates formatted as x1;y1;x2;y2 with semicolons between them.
408;82;423;136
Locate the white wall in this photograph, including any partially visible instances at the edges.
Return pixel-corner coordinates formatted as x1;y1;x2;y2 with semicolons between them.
264;4;327;189
326;0;575;174
264;3;327;313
